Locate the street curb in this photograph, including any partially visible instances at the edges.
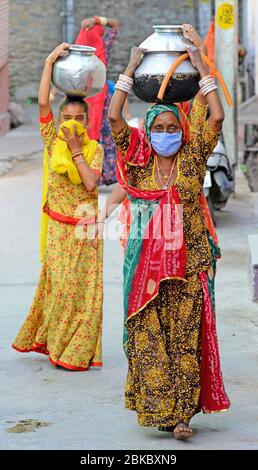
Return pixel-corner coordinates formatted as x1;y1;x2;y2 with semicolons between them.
0;150;43;177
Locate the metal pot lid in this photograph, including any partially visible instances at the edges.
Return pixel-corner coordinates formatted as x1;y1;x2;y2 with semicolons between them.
153;25;183;32
139;24;193;52
69;45;96;54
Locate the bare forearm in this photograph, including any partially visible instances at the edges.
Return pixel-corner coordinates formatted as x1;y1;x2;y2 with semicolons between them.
99;184;126;224
206;91;224;131
183;28;224;132
38;43;69;116
107;184;126;217
194;90;207;106
108;90;128;132
38;59;53;116
196;62;224;131
108;64;135;132
76;163;99;191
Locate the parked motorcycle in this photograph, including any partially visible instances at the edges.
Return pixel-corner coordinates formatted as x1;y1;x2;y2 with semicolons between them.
203;139;234;225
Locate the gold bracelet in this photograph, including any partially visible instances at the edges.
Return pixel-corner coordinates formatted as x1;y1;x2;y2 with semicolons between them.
75;160;86;167
72;151;83;159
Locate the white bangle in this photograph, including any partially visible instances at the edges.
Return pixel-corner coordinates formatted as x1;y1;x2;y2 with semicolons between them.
201;79;215;88
200;76;217;96
115;80;132;93
201;83;217;93
99;16;108;26
201;85;218;97
115;85;132;94
200;78;214;88
199;75;213;86
199;80;215;91
119;74;133;84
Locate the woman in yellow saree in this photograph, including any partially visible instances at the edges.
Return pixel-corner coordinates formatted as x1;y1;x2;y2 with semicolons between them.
12;43;104;371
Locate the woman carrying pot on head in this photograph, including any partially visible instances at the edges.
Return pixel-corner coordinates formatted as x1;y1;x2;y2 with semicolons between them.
13;43;104;371
100;24;220;292
50;15;128;185
108;37;230;439
76;15;119;186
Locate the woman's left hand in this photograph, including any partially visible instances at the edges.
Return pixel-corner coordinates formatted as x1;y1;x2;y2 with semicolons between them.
81;17;96;30
182;24;208;55
60;126;83;154
185;46;209;76
182;24;202;47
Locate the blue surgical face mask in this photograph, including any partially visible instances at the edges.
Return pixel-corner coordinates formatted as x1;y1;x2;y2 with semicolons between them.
150;131;183;157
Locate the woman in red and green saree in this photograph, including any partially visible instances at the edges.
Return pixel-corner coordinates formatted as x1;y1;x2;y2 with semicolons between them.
108;43;230;439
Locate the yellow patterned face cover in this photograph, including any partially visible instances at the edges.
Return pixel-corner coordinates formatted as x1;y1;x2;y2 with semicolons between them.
51;119;98;184
40;119;98;262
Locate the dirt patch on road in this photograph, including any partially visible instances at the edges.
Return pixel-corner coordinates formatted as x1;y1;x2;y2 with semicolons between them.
6;419;51;433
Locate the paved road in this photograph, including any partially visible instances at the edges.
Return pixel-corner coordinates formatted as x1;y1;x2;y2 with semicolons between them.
0;158;258;450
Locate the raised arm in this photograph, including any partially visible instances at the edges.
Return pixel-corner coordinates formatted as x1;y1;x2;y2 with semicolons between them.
108;47;145;134
38;43;70;117
81;16;120;31
182;24;208;107
186;46;224;132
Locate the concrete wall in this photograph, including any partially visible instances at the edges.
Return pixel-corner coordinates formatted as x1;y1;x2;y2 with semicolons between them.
9;0;195;101
74;0;195;80
9;0;62;100
0;0;10;135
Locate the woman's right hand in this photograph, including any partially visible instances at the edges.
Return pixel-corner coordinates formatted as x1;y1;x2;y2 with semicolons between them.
46;43;70;65
81;17;96;30
60;126;84;154
125;47;146;76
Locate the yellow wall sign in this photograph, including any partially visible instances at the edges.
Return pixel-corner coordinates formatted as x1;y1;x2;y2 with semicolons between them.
217;3;235;30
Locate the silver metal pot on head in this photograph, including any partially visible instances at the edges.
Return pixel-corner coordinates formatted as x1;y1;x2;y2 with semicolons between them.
133;25;200;103
52;45;106;97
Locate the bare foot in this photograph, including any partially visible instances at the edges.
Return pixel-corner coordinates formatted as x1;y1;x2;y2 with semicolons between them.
174;422;192;440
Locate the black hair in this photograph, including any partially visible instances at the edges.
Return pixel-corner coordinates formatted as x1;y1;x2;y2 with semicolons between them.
59;95;88;115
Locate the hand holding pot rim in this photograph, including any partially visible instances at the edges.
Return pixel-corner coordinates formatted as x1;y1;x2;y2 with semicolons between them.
126;47;147;75
185;46;209;76
46;43;70;65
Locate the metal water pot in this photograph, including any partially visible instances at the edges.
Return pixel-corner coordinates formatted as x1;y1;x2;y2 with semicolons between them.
133;25;200;103
52;45;106;98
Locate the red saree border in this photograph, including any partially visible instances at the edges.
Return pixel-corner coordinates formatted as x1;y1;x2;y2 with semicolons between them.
49;356;89;371
12;343;102;371
199;272;230;413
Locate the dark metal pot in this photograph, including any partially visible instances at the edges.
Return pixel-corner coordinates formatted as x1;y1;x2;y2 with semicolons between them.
133;25;200;103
